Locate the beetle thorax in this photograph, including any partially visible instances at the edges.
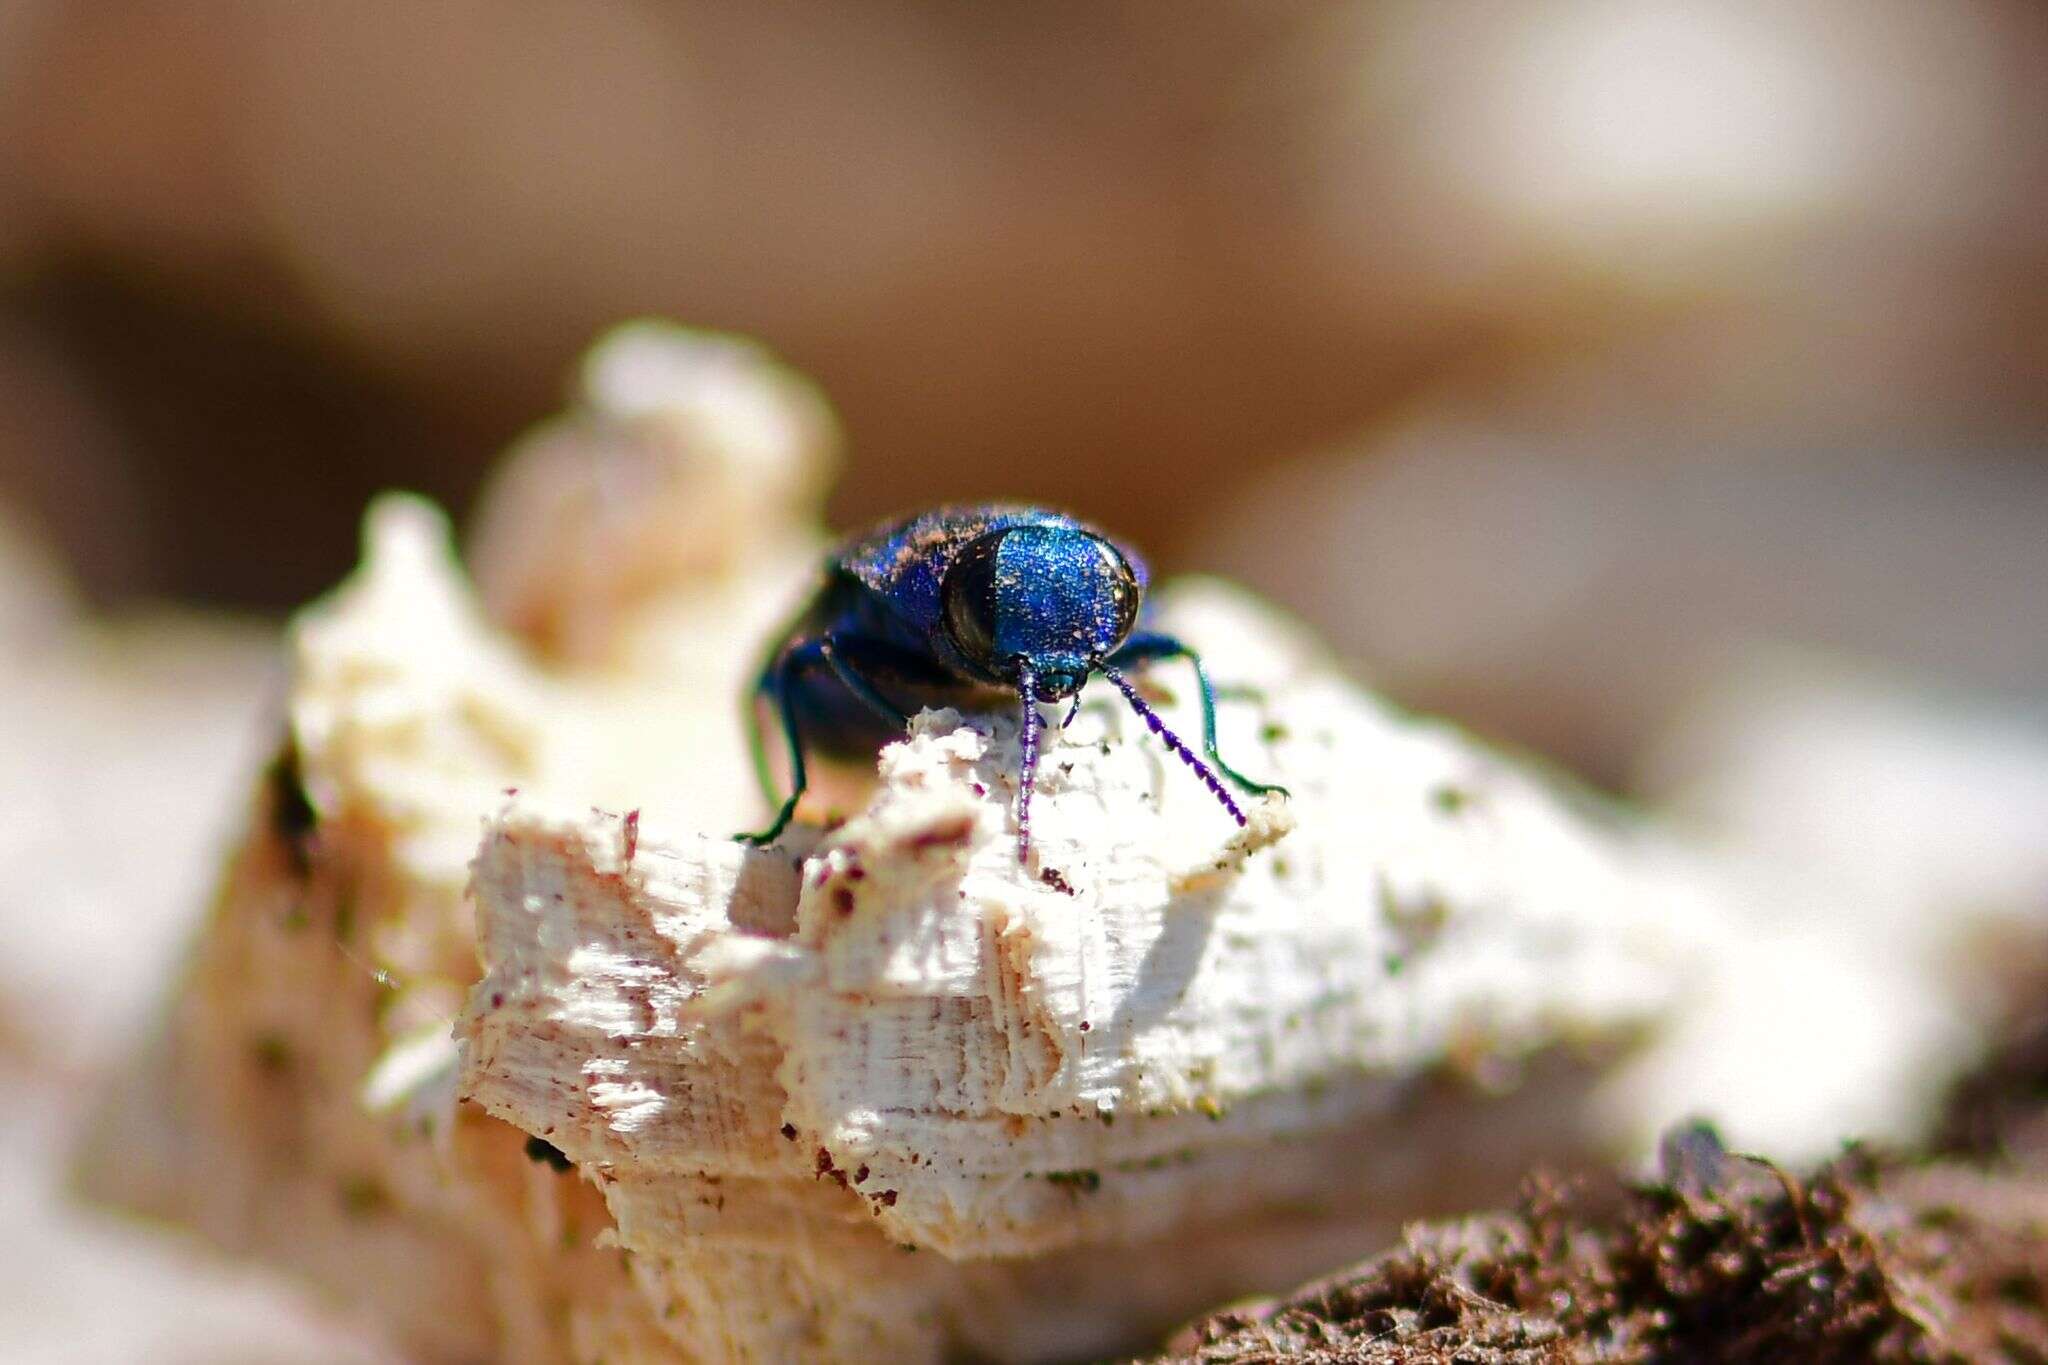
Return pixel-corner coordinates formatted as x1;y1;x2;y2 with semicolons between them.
941;524;1139;696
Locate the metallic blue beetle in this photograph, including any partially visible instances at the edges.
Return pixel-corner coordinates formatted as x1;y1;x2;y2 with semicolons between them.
740;504;1286;862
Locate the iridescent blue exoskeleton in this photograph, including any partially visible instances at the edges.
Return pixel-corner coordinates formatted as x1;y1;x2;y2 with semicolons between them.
739;505;1287;862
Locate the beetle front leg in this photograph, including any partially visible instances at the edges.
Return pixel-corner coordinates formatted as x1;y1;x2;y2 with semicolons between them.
738;639;825;846
1107;632;1290;799
738;634;924;846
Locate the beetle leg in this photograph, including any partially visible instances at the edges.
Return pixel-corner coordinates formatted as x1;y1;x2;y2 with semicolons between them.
744;683;778;812
1107;632;1290;799
737;639;825;846
817;635;913;728
738;634;927;846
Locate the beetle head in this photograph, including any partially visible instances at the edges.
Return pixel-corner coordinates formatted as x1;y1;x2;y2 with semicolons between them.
941;524;1139;697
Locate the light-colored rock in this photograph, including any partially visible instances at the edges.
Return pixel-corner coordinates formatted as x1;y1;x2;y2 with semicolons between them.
457;576;1717;1360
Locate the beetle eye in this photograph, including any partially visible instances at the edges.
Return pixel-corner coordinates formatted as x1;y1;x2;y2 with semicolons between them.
1101;542;1140;642
941;529;1010;669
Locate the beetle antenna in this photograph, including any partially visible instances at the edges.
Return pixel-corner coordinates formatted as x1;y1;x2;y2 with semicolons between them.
1016;662;1040;864
1099;664;1247;826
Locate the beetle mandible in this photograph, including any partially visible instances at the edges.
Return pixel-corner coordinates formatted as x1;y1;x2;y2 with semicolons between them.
738;504;1287;863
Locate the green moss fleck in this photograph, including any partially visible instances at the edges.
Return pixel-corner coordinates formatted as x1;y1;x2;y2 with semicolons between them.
251;1034;292;1074
338;1175;388;1217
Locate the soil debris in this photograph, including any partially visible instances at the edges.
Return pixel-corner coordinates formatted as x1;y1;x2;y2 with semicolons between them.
1154;1120;2048;1363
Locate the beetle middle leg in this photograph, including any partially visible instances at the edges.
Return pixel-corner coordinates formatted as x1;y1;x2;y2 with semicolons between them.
1106;632;1290;799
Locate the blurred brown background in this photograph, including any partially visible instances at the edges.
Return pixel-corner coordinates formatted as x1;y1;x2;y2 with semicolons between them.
3;0;2045;778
